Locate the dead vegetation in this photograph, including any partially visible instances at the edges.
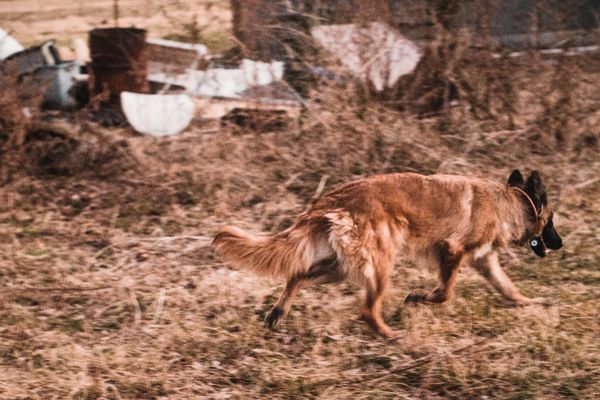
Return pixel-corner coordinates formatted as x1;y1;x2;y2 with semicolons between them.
0;72;28;183
0;65;136;184
1;1;600;399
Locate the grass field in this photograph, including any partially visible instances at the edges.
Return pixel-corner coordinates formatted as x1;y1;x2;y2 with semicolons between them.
1;1;600;399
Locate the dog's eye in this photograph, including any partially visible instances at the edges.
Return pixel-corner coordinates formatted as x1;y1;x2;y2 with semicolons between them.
531;239;538;246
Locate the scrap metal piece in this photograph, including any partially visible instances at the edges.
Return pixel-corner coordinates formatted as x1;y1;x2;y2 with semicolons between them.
2;40;86;110
89;28;149;103
3;41;61;76
25;61;87;110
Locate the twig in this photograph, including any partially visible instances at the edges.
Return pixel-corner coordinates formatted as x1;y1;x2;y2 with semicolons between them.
128;288;143;324
115;178;164;187
312;174;329;201
571;178;599;190
364;337;493;384
7;285;112;292
360;44;394;75
486;127;528;139
134;235;212;242
204;326;237;338
189;128;220;135
93;245;113;259
153;288;166;323
284;173;301;187
109;205;120;228
196;262;228;269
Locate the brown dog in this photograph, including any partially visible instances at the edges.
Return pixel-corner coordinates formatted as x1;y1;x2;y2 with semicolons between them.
213;170;563;337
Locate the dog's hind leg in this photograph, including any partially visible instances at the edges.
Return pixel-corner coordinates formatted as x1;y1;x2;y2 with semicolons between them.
472;252;548;305
405;241;465;304
359;252;400;338
264;257;344;329
360;269;397;338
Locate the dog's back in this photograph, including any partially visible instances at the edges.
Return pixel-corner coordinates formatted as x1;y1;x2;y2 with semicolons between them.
306;173;509;253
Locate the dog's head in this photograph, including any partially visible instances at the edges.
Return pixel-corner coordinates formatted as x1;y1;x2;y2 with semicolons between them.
508;169;563;257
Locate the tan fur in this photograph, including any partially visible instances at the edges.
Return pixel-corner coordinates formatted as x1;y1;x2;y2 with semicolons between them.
213;225;333;279
213;172;547;337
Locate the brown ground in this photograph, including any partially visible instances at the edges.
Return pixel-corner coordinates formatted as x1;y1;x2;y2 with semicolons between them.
1;2;600;399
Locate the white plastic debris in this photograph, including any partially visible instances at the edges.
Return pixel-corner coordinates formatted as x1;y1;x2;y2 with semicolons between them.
241;59;284;86
0;28;24;60
72;37;90;63
311;22;422;91
148;59;285;98
189;68;248;97
146;38;208;57
121;92;195;137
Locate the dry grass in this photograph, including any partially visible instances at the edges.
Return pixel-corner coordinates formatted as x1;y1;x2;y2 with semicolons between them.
1;2;600;399
1;75;599;399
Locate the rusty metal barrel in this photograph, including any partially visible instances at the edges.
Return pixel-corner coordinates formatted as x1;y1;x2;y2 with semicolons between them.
88;28;149;104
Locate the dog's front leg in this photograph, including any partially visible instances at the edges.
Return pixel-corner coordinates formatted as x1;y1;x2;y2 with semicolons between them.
405;241;464;304
472;251;548;305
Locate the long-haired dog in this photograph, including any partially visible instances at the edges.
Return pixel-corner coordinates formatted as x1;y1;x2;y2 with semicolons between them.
213;170;563;337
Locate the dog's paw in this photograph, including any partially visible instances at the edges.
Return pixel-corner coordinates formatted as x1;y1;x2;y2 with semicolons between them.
404;292;427;304
381;328;405;340
264;306;284;329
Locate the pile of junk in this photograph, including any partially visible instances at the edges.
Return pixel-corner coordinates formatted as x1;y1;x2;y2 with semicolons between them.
0;27;303;136
1;16;426;137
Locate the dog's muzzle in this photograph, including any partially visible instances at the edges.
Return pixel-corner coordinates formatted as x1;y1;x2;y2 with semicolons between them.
530;237;548;257
530;216;563;258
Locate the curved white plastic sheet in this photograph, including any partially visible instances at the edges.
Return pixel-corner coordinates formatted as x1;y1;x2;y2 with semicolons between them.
121;92;195;137
0;28;24;60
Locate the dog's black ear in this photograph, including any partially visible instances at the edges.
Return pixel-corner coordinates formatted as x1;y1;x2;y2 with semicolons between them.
508;169;524;186
526;170;544;193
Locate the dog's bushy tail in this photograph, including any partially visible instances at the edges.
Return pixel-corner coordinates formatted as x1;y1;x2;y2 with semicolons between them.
213;225;316;279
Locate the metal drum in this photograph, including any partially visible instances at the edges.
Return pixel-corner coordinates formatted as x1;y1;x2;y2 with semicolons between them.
88;27;149;104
